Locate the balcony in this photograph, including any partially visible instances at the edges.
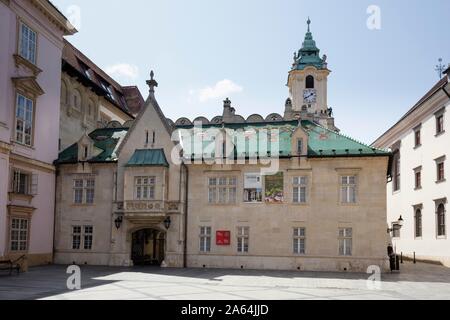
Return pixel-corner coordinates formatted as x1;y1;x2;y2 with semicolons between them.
123;200;181;224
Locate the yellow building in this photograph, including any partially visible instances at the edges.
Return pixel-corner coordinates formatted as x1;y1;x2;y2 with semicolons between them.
54;20;391;272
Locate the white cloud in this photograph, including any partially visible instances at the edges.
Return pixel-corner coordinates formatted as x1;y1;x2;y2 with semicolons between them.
105;63;139;80
198;79;243;102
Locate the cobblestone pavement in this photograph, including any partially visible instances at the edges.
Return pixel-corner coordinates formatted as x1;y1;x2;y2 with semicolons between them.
0;262;450;300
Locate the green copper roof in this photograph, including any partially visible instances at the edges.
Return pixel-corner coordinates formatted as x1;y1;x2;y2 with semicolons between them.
126;149;169;167
302;121;389;157
175;120;390;159
292;18;325;71
55;127;129;164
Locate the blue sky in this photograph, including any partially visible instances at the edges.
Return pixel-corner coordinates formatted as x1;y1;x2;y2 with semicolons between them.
52;0;450;144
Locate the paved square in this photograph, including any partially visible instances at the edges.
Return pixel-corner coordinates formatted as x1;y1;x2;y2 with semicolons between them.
1;262;450;300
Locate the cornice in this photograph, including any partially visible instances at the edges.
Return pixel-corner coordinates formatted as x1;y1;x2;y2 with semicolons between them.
10;152;55;173
373;91;449;148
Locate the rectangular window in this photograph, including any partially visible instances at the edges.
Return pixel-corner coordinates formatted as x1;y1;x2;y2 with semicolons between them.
293;177;307;203
15;94;34;146
72;226;81;250
10;218;28;252
84;226;93;250
293;227;306;255
436;114;444;135
19;22;37;65
135;177;155;200
341;176;356;204
11;170;36;195
73;179;83;204
243;173;262;203
208;177;237;204
437;161;445;182
338;228;352;256
415;170;422;189
414;129;421;147
73;178;95;204
393;153;401;191
199;226;211;252
237;227;249;253
297;139;303;154
85;179;95;204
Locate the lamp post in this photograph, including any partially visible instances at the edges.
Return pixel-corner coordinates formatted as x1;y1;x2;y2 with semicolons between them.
164;216;171;230
114;216;123;230
387;215;404;234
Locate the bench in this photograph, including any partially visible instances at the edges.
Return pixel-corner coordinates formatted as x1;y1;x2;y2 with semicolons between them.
0;256;25;276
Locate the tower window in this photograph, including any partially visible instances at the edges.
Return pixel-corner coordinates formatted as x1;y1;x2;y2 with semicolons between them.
306;75;315;89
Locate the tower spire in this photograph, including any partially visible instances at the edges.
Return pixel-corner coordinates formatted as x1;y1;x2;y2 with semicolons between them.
307;17;311;32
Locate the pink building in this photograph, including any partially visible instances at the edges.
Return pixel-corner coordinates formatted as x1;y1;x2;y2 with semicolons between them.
0;0;75;268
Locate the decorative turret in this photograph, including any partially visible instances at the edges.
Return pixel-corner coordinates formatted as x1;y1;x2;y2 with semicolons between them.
292;18;326;71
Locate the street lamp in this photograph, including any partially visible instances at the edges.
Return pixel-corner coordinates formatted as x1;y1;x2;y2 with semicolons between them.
164;216;171;230
114;216;123;229
387;215;404;233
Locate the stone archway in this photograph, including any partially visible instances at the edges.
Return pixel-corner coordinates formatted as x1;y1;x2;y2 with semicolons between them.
131;228;166;266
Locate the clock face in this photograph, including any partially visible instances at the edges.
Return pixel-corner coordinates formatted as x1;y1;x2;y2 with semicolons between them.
303;89;317;104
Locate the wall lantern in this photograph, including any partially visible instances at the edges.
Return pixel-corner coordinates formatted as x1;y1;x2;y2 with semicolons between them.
164;216;172;230
387;215;404;233
114;216;123;229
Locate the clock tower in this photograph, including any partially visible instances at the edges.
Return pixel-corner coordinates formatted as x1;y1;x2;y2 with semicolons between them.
285;18;338;131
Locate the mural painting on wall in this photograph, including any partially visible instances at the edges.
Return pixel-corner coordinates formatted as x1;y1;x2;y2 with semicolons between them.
264;172;284;203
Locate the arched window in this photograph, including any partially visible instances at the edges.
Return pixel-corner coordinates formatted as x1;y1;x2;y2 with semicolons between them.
306;75;314;89
73;89;82;110
437;203;446;236
61;81;67;105
415;209;422;238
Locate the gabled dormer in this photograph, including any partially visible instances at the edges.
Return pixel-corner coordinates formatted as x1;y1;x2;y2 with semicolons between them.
291;125;309;157
77;133;101;162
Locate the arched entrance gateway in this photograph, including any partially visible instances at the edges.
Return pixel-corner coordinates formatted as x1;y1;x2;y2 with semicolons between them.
131;229;166;266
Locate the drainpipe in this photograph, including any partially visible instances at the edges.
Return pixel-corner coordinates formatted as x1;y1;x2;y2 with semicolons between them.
182;162;189;268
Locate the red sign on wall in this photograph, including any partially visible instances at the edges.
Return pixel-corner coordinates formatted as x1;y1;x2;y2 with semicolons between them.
216;231;231;246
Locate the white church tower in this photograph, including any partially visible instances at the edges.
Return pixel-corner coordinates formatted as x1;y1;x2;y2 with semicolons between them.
284;18;338;131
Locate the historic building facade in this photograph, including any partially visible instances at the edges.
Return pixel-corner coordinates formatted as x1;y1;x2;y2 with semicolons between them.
59;39;144;151
0;0;75;269
373;69;450;267
54;20;391;272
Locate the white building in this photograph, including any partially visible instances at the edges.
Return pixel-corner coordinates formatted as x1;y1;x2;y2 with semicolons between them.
373;69;450;267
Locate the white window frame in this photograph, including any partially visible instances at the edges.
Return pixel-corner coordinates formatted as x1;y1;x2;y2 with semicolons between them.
199;226;211;253
135;176;156;200
341;176;357;204
10;169;38;196
10;218;29;252
73;178;95;204
18;22;37;65
338;228;353;256
293;176;307;204
293;227;306;255
84;226;93;250
237;227;249;253
72;226;81;250
15;93;34;146
71;225;93;251
208;177;237;204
